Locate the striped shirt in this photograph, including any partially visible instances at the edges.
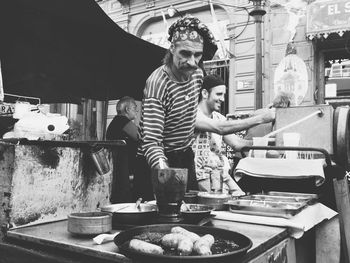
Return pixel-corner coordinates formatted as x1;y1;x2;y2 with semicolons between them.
138;65;204;168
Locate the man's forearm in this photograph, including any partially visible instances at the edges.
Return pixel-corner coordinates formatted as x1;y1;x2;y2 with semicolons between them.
219;115;265;134
196;115;265;135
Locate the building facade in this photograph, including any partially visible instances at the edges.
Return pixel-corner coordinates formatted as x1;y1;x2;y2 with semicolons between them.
99;0;350;116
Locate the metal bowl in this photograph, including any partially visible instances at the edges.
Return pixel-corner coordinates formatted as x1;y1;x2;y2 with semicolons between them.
67;212;112;235
197;192;232;210
180;203;214;224
100;203;158;226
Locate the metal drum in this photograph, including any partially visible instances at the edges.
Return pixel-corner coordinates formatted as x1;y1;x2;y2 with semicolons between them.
333;106;350;168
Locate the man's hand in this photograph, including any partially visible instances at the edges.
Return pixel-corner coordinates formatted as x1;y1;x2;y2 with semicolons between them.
154;159;169;169
251;108;276;123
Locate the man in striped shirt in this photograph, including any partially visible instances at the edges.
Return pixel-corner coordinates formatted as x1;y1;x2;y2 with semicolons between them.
133;16;217;200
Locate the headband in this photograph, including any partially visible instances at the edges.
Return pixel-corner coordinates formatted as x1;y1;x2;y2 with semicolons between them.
168;15;218;61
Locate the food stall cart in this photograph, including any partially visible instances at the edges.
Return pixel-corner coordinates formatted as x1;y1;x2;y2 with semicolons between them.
0;1;348;261
0;104;345;262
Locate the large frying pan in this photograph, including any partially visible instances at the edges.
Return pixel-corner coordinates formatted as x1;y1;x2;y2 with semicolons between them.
114;224;252;263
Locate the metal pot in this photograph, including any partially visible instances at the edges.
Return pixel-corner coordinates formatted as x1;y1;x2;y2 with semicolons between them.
100;203;158;226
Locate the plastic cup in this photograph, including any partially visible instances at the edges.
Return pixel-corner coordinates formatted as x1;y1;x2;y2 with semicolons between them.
252;137;269;158
283;133;300;159
210;170;223;193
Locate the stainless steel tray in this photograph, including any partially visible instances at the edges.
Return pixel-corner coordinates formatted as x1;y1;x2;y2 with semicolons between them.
227;199;308;218
239;193;317;205
267;191;318;200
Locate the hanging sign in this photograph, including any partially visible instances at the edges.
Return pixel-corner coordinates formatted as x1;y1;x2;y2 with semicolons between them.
306;0;350;39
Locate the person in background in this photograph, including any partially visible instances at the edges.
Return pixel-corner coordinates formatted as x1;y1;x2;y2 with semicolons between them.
133;15;218;201
106;96;139;203
193;74;276;194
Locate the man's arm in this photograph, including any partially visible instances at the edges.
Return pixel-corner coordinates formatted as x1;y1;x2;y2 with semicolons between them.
142;97;167;169
122;121;139;141
195;108;275;135
223;133;252;152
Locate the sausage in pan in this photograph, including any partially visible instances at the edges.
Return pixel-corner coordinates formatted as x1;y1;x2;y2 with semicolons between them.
193;234;215;255
171;226;200;242
161;233;193;255
129;239;164;255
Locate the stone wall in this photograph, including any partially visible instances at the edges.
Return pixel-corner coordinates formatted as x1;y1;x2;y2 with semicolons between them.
0;142;113;240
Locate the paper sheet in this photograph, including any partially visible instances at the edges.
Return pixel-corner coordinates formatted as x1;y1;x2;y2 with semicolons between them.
235;157;326;186
211;203;337;239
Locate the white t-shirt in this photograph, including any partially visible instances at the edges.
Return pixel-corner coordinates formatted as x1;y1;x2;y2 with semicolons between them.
192;109;229;181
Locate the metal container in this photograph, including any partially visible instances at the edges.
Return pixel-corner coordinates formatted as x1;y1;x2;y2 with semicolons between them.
197;192;231;210
183;192;198;203
267;191;318;204
239;192;318;205
227;199;307;218
90;147;110;175
67;212;112;235
100;203;158;226
180;203;214;224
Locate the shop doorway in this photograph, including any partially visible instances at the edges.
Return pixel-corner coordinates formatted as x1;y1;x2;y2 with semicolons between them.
316;32;350;107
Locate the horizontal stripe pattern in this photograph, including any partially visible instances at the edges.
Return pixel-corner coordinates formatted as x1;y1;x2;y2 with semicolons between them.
138;65;203;168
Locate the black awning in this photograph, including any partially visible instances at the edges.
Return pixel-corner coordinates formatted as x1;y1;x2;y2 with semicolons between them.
0;0;166;103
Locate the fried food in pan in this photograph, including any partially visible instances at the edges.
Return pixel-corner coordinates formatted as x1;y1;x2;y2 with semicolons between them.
129;239;164;255
177;237;194;255
193;234;215;255
171;226;200;242
161;233;193;255
161;233;184;249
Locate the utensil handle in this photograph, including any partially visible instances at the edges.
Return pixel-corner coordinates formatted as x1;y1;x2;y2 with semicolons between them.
135;198;143;209
104;233;119;242
181;200;191;211
93;232;119;245
263;109;323;138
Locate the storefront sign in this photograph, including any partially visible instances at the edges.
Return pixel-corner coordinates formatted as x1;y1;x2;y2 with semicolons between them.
306;0;350;39
0;103;14;116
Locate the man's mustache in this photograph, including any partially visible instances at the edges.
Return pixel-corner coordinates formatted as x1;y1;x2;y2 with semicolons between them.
183;65;198;71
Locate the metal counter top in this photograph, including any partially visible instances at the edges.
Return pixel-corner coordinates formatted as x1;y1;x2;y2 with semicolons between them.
5;218;289;263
